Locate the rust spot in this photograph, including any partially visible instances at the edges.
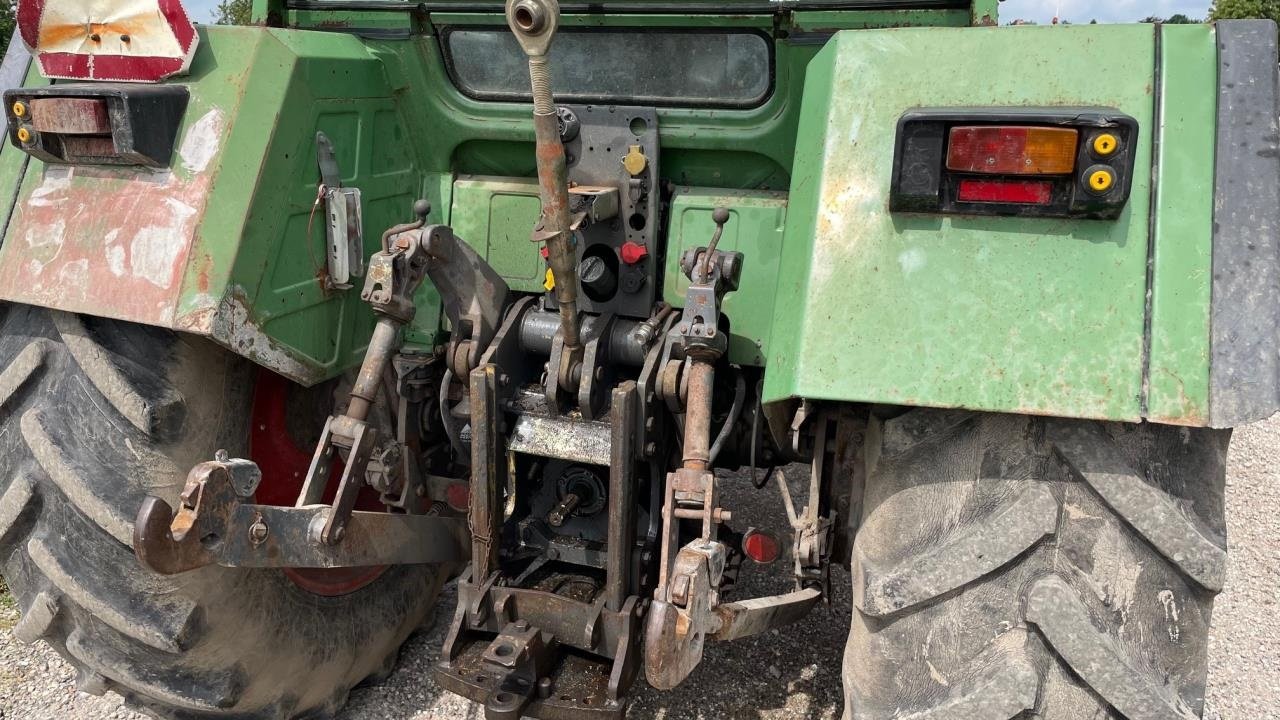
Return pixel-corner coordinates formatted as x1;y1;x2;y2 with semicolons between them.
977;13;998;27
196;253;213;293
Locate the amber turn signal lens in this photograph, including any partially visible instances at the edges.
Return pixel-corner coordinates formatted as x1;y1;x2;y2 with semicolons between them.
947;126;1079;175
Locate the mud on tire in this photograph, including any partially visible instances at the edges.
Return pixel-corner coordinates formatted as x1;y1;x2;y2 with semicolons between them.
0;304;446;719
842;408;1228;720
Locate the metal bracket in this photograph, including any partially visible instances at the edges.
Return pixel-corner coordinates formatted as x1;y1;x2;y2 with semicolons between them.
316;131;363;290
418;224;512;378
644;539;725;690
134;456;468;574
435;568;642;720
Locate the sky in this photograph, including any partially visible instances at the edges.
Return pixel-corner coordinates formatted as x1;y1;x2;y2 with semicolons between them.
998;0;1210;23
186;0;220;23
180;0;1213;25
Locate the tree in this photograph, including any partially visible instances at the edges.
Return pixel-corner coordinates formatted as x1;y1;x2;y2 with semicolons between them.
0;1;15;49
213;0;253;25
1140;13;1201;22
1209;0;1280;21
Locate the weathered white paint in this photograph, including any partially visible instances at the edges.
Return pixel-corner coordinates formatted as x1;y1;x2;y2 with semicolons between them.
179;109;224;174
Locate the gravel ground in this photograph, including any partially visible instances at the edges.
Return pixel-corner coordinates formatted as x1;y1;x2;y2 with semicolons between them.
2;417;1277;720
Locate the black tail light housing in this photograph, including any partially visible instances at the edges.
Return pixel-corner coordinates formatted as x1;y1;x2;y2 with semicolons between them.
890;108;1139;220
3;83;188;168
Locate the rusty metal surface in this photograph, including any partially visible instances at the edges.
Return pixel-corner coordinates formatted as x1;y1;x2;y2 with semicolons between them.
436;639;626;720
605;382;638;612
134;456;468;573
508;412;612;466
710;587;821;642
438;569;643;716
470;365;503;580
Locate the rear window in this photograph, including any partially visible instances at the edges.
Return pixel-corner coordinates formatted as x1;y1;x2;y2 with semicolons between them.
443;28;773;109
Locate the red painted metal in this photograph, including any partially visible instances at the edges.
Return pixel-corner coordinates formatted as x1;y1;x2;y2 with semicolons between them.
17;0;199;82
249;368;388;596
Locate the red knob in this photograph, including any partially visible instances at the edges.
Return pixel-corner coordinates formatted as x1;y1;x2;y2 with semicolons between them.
620;242;648;265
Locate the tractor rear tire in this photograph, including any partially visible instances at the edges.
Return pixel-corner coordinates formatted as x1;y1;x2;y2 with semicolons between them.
0;303;447;719
842;409;1228;720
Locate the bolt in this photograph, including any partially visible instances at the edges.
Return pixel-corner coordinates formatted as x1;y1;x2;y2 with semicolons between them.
89;33;101;42
248;518;269;546
415;485;426;497
645;442;657;456
332;526;345;543
538;677;553;699
645;417;655;431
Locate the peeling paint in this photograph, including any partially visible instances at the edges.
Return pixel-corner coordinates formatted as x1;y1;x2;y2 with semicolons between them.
179;109;224;173
0;144;215;325
130;197;198;288
206;289;324;385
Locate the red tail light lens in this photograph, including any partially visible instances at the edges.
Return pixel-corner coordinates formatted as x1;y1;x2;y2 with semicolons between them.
957;179;1053;205
947;126;1079;175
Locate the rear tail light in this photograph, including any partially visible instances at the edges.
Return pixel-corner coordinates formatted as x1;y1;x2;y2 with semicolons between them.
890;109;1138;220
4;84;188;167
946;126;1079;175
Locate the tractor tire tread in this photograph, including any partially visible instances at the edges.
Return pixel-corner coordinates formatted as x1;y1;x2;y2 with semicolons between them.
843;410;1226;720
0;305;445;719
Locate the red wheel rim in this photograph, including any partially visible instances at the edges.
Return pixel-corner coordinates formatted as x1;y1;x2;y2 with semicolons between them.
250;369;388;596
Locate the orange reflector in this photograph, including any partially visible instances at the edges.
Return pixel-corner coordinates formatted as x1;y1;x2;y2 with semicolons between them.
946;126;1079;175
742;529;781;565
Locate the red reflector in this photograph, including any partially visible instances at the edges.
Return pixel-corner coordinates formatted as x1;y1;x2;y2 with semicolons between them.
445;482;470;512
742;529;781;565
957;179;1053;205
947;126;1079;175
17;0;200;82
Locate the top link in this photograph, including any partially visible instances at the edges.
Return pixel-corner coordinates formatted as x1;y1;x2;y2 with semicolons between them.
506;0;559;57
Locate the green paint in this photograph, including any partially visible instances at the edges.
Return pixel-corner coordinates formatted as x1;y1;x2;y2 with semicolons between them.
663;188;788;366
763;25;1157;421
789;9;971;32
1144;25;1218;425
0;6;1240;427
449;176;547;293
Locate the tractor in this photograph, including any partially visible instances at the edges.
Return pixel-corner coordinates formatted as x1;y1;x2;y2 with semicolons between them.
0;0;1274;718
